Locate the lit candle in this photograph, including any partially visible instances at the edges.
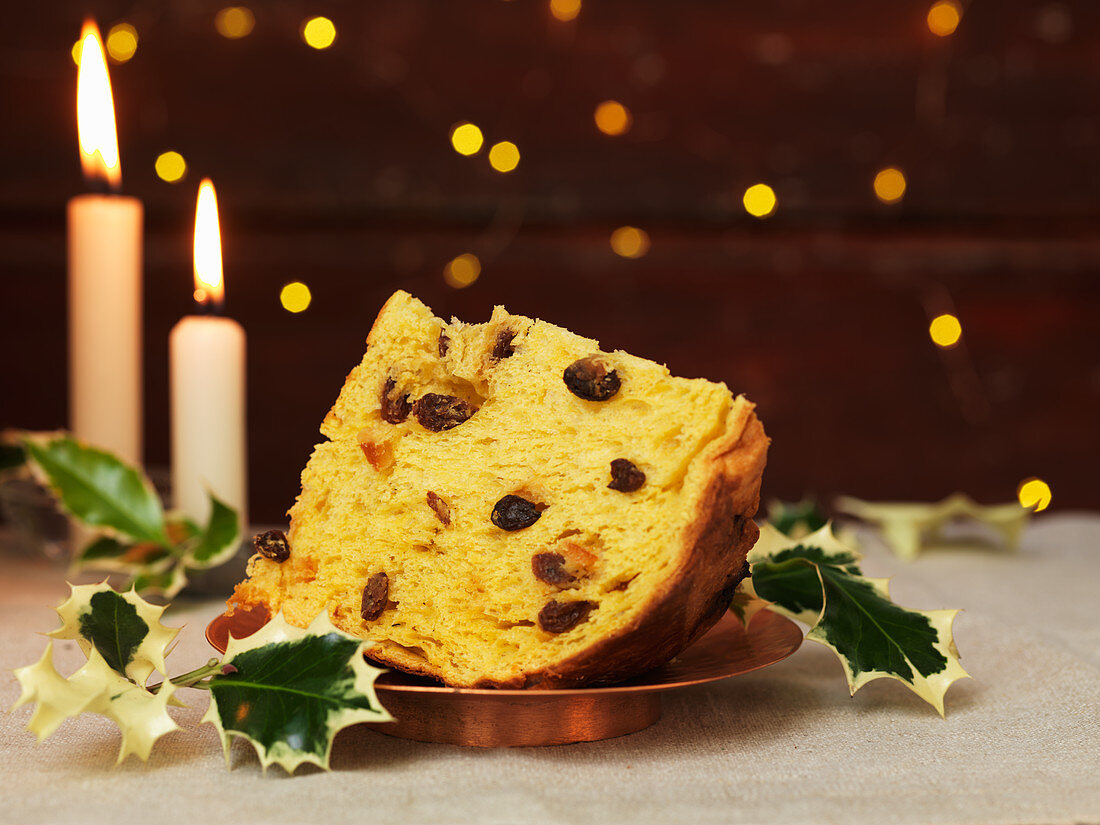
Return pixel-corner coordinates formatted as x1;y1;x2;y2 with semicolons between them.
170;179;248;529
68;20;143;464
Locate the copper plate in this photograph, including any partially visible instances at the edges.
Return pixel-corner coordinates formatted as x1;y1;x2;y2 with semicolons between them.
206;607;801;748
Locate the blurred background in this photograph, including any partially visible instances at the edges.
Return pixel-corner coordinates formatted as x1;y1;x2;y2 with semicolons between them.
2;0;1097;523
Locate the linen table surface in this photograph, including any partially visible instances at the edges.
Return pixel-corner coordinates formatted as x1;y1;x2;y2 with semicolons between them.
2;515;1098;825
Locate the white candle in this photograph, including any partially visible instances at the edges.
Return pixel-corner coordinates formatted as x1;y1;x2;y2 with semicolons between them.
68;20;142;464
170;180;248;529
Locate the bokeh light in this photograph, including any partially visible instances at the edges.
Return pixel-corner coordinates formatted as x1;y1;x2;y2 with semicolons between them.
874;167;907;203
927;1;962;36
216;7;255;39
280;282;312;313
743;183;777;218
154;151;187;183
1017;478;1052;512
106;23;138;63
550;0;581;22
594;101;632;136
450;122;485;156
488;141;520;173
610;226;650;259
929;313;962;348
444;254;481;288
302;17;337;49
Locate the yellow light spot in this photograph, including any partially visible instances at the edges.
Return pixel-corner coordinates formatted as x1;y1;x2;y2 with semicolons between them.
1017;478;1052;513
301;16;336;50
444;254;481;288
594;101;632;136
743;183;777;218
450;122;484;156
927;0;962;37
193;288;207;304
610;226;650;259
929;313;962;348
550;0;581;22
488;141;520;173
215;7;255;39
71;39;83;65
874;167;907;204
106;23;138;63
154;151;187;183
280;281;312;313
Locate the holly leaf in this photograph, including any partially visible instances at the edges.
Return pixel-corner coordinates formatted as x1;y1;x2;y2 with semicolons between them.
184;493;241;570
48;582;180;686
767;497;829;539
729;589;771;628
12;643;179;763
130;565;190;600
22;434;169;547
202;611;394;773
0;441;26;472
835;493;1029;560
746;523;969;716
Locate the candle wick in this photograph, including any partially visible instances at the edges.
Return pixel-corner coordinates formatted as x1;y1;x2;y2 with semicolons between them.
86;175;114;196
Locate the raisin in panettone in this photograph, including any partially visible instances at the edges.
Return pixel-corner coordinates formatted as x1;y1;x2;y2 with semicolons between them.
229;291;768;688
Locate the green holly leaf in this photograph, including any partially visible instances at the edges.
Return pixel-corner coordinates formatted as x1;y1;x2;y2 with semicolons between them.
184;493;241;569
746;523;969;716
202;612;394;773
0;441;26;472
767;497;829;539
12;643;179;763
835;493;1030;560
22;434;169;547
48;582;180;686
130;565;190;600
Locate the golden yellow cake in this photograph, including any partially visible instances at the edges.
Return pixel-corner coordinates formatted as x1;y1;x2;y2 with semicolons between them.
229;290;768;688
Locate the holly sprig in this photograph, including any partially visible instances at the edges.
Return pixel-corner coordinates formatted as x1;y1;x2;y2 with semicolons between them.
734;522;969;716
17;433;240;598
11;583;393;772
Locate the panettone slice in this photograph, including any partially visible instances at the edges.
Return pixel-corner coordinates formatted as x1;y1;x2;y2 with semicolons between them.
229;290;768;688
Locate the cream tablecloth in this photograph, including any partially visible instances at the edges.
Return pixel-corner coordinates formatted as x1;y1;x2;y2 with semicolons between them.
2;514;1098;825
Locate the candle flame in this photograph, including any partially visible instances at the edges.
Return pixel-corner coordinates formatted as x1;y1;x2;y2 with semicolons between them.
76;20;121;191
193;179;224;307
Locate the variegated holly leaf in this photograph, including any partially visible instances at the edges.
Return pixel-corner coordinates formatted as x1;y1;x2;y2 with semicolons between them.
835;493;1030;560
729;588;771;627
767;498;829;539
745;523;969;716
48;582;180;686
183;494;241;570
22;434;169;547
12;643;179;763
203;612;393;773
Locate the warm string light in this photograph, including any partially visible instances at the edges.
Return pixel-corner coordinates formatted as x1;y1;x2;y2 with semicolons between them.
594;101;632;136
929;314;962;348
743;183;777;218
927;1;962;36
1017;478;1052;512
280;282;312;313
874;167;907;203
106;23;138;63
450;122;484;156
302;16;337;49
444;254;481;288
216;7;255;39
155;151;187;183
549;0;581;22
610;226;650;258
488;141;520;173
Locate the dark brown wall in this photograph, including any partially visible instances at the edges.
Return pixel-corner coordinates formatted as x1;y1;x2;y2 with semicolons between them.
2;1;1098;521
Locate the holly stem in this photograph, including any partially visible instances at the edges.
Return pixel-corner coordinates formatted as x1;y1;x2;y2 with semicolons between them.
146;658;223;692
